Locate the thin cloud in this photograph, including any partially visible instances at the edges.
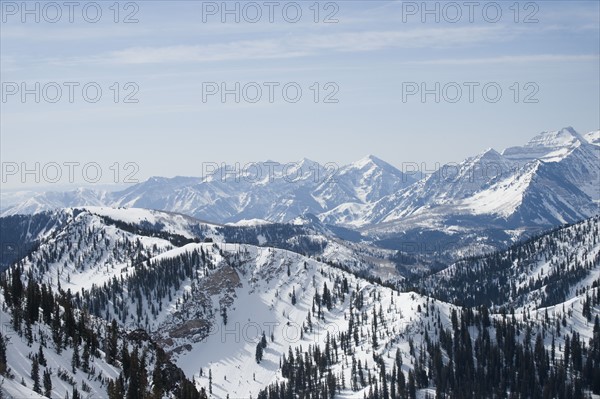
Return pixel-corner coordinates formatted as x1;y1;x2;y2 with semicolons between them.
405;54;599;66
55;26;513;65
0;55;19;72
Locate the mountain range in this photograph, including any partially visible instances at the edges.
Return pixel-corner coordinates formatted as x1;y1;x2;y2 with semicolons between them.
2;127;598;262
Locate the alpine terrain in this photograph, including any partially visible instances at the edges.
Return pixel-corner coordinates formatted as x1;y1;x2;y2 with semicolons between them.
0;127;598;398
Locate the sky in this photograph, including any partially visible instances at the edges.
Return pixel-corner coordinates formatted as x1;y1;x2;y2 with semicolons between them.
1;0;599;190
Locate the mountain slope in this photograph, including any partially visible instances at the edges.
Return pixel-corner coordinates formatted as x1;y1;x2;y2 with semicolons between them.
585;130;600;146
313;155;415;210
355;128;599;260
3;207;455;397
2;207;599;398
420;215;600;310
503;127;600;200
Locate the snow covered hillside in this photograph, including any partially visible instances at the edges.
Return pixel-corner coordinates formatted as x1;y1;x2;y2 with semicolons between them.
2;207;599;397
421;215;600;311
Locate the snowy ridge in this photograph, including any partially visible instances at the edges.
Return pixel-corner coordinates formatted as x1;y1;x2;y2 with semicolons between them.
584;130;600;146
148;243;443;397
503;126;586;162
461;160;541;217
424;215;600;310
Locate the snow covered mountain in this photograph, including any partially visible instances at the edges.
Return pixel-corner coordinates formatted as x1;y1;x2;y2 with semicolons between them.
0;207;409;281
2;207;599;398
1;127;598;262
0;206;450;397
312;155;413;210
502;127;600;201
0;188;111;217
1;157;415;224
420;215;600;310
585;130;600;146
352;128;599;258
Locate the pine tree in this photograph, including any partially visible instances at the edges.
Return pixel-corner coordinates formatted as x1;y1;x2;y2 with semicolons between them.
52;305;62;354
152;358;164;398
221;307;228;325
82;343;90;372
43;368;52;397
0;332;7;375
121;345;131;378
107;319;119;364
350;356;358;391
126;347;141;399
322;282;332;310
391;365;397;399
261;332;268;349
31;357;41;394
139;350;149;397
71;343;80;373
408;370;416;399
256;342;264;363
37;344;47;367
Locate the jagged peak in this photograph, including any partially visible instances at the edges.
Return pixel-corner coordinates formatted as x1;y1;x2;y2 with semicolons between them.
584;130;600;145
524;126;584;149
351;154;398;171
501;127;587;162
474;147;503;161
295;157;318;166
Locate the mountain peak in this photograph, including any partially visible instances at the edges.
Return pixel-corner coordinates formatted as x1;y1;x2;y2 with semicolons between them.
364;154;383;161
502;127;585;162
525;126;584;149
352;154;394;170
584;130;600;145
476;147;502;160
295;157;318;168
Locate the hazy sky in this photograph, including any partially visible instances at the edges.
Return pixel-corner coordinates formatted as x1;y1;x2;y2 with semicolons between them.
1;0;599;189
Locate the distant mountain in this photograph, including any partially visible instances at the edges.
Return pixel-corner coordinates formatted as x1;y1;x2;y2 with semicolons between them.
313;155;414;207
0;187;111;216
504;126;586;162
584;130;600;145
1;157;415;223
503;127;600;201
1;127;598;261
353;128;599;258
